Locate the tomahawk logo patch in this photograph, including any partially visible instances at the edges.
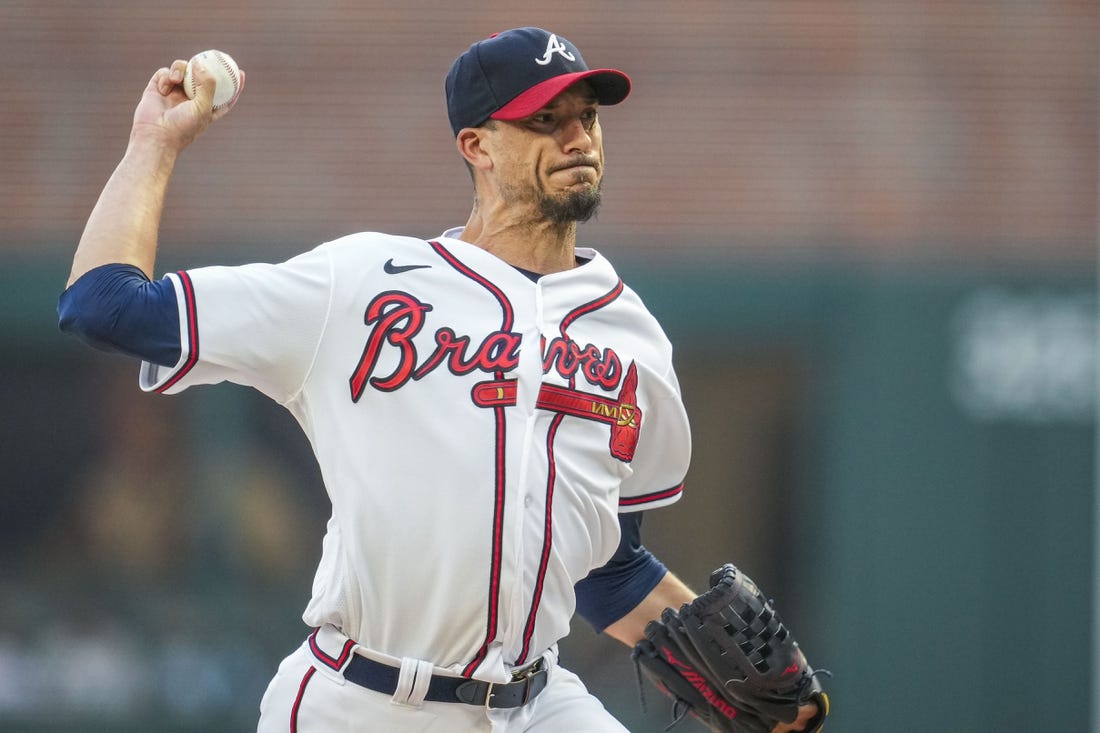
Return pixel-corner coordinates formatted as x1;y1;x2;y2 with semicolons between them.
536;361;643;462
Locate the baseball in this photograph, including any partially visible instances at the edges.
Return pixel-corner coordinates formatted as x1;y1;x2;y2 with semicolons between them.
182;49;242;110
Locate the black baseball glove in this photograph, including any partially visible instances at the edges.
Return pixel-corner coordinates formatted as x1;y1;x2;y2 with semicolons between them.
632;564;830;732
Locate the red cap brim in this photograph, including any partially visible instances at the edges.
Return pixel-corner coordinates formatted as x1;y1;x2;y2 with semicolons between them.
490;69;631;121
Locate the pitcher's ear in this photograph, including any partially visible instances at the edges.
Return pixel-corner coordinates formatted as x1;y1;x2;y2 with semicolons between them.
456;126;494;171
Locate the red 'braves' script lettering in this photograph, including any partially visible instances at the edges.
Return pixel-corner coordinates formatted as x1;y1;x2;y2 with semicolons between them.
349;292;522;402
542;336;621;389
661;646;739;720
413;329;522;379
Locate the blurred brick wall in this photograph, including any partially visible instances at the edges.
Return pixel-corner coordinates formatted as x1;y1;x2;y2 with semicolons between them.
2;0;1094;265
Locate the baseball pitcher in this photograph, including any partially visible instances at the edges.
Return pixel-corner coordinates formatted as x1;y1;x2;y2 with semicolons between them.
59;26;827;733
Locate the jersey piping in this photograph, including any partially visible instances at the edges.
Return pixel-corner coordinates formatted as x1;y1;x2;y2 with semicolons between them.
428;240;514;679
308;627;356;671
516;278;626;664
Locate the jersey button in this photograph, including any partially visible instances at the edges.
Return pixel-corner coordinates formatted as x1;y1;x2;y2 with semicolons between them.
524;495;533;507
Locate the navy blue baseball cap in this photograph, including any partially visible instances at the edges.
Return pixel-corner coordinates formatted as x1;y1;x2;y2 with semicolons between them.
445;27;631;135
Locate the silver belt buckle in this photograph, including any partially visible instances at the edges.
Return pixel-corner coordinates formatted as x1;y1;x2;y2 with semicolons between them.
512;657;542;680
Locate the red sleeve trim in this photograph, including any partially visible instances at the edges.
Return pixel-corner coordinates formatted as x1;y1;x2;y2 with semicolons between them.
155;271;200;393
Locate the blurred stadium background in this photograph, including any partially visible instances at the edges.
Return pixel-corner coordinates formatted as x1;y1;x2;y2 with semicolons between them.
0;2;1095;731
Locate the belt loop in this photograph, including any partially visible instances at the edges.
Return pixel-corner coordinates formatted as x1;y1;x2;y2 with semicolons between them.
393;658;434;707
482;681;497;712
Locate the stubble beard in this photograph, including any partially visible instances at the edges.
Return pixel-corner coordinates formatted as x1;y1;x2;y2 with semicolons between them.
539;184;602;224
498;173;604;225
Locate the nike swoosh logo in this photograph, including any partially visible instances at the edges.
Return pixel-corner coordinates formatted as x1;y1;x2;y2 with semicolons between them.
384;258;431;274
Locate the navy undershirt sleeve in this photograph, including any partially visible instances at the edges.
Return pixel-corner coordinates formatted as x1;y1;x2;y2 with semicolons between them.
574;512;668;633
58;263;182;367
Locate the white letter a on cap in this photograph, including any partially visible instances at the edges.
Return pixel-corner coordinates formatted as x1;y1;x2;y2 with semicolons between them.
536;34;576;65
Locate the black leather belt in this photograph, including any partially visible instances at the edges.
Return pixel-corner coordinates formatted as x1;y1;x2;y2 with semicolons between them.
342;654;547;709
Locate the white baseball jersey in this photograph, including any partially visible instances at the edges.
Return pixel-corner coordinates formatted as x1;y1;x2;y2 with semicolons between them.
139;228;691;683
